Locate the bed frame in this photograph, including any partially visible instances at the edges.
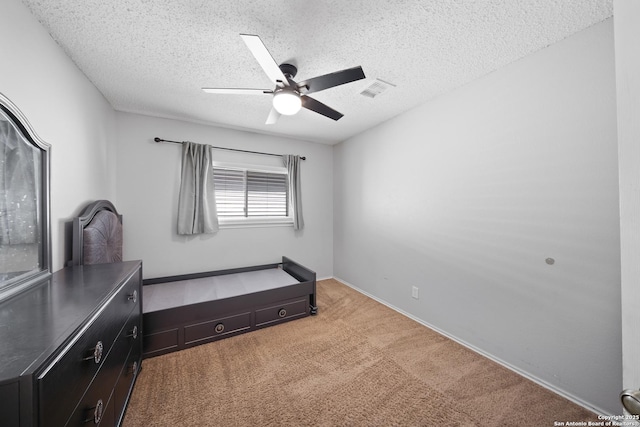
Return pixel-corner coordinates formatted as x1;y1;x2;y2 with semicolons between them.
142;258;317;358
70;200;317;360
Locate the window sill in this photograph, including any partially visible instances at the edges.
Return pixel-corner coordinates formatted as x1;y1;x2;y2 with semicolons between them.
218;217;294;229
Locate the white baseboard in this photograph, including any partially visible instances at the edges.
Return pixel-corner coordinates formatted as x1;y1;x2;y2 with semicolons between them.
332;276;612;417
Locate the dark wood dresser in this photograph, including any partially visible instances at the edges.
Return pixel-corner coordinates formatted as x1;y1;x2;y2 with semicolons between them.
0;261;142;426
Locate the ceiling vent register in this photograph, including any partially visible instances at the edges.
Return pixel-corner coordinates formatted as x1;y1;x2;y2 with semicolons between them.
360;79;396;98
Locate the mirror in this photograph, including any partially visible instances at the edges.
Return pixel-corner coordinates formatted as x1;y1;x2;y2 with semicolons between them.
0;93;51;301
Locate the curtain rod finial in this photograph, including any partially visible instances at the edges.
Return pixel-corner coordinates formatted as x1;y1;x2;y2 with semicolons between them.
154;137;162;142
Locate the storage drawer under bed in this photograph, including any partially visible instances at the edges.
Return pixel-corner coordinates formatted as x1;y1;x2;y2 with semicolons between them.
184;311;252;344
255;297;308;327
143;310;253;356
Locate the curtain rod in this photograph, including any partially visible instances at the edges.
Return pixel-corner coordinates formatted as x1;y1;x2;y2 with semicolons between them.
153;137;306;161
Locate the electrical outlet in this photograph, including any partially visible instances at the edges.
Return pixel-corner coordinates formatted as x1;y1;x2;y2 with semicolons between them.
412;286;419;299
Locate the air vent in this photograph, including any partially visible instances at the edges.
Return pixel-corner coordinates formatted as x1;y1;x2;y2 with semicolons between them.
360;78;395;98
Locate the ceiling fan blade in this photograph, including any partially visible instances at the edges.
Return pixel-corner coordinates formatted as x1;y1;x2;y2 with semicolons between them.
240;34;289;86
265;107;281;125
202;88;273;95
301;96;343;121
297;66;366;95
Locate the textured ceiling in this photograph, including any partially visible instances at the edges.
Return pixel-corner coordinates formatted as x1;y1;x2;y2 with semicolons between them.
21;0;612;145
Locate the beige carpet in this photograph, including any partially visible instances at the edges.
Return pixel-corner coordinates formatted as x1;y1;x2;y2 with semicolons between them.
123;279;599;426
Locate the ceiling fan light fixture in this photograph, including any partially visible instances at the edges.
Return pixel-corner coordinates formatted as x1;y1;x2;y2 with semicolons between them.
272;89;301;115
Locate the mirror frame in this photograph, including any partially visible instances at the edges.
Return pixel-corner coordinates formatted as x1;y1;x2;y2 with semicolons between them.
0;92;51;302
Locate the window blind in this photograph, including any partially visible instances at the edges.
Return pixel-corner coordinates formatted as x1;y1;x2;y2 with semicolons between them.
213;168;245;217
213;168;288;218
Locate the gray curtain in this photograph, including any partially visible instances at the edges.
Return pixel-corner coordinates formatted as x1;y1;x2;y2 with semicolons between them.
282;154;304;230
177;141;218;234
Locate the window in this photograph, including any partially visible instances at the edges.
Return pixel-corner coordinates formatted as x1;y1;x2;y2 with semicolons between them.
213;164;291;227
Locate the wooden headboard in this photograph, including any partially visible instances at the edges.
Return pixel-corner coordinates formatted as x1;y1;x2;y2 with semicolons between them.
69;200;123;266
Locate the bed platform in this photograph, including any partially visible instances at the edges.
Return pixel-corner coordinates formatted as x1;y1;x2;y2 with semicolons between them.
142;257;317;358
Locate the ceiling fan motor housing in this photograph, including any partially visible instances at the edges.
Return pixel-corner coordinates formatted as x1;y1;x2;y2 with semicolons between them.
279;63;298;80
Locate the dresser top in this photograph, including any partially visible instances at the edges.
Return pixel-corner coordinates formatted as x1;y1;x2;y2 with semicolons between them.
0;261;141;382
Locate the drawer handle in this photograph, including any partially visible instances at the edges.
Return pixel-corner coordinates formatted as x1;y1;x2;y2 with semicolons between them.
127;325;138;340
128;290;138;303
278;308;287;318
83;341;104;364
84;398;103;424
214;323;225;334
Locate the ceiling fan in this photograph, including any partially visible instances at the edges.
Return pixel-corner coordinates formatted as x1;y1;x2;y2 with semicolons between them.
202;34;366;124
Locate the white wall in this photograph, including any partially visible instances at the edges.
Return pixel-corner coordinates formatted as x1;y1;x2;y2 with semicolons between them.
614;0;640;398
0;0;118;270
115;112;333;279
334;19;620;414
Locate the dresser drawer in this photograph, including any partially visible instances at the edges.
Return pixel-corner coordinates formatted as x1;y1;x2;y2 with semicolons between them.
64;311;140;427
114;348;141;425
65;370;116;427
255;298;308;327
38;273;140;427
184;311;251;345
109;312;142;378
